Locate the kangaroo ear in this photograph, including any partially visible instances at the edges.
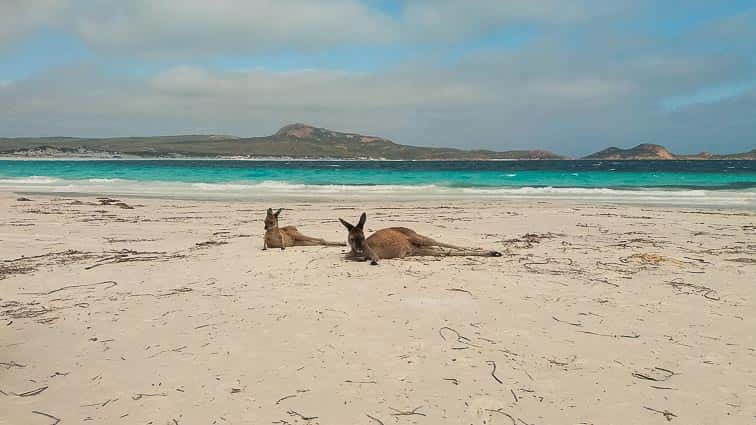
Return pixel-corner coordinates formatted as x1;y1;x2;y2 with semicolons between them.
275;208;282;217
357;212;367;229
339;218;354;231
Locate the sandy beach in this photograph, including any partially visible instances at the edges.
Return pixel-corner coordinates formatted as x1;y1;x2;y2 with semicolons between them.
1;192;754;424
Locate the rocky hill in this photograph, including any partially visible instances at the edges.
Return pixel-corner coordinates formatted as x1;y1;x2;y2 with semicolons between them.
583;144;675;160
2;128;752;160
584;144;755;160
711;149;756;160
0;124;565;160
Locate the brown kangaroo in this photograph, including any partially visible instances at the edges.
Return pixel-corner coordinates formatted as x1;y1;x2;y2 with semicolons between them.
263;208;345;250
339;212;502;265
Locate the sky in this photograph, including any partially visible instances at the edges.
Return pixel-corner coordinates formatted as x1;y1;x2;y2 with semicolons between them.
0;0;754;156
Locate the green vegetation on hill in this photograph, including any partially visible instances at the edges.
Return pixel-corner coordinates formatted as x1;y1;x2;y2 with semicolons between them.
2;126;752;160
0;124;564;160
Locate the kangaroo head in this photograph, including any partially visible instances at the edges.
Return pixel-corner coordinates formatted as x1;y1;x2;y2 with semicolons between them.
264;208;282;230
339;212;368;254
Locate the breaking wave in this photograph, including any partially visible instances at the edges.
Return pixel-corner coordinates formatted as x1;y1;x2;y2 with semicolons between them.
1;176;755;208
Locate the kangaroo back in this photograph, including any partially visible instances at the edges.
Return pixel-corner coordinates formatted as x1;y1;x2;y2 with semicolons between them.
365;228;416;259
339;213;501;265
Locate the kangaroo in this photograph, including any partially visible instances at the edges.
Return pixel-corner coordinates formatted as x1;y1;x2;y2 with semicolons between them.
339;212;502;265
263;208;345;250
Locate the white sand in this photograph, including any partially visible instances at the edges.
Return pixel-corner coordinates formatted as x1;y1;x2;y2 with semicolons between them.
1;193;754;424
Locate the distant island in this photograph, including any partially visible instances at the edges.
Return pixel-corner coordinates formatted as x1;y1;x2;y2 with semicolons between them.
583;143;756;160
0;125;753;160
0;124;563;160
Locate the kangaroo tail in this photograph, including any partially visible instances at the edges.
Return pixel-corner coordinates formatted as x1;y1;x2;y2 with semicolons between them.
414;247;502;257
446;248;502;257
324;241;347;246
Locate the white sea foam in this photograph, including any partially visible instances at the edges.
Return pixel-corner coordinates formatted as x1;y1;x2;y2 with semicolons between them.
87;178;128;183
0;176;754;208
0;175;61;184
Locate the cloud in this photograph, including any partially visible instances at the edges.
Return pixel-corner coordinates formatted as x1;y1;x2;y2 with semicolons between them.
148;66;489;108
0;0;67;47
399;0;635;40
698;7;756;53
69;0;397;55
0;1;753;155
654;88;756;153
3;0;638;55
2;35;752;156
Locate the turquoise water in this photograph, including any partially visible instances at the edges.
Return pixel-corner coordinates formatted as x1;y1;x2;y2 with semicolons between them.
1;159;755;188
1;160;755;206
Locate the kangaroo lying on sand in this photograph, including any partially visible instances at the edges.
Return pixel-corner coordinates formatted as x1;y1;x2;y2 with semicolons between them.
339;213;502;265
264;208;345;250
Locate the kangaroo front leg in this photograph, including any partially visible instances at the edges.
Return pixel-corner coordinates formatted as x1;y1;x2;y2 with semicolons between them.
345;250;367;261
364;246;380;265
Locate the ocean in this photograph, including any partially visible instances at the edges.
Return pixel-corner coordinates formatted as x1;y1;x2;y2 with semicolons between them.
1;159;755;208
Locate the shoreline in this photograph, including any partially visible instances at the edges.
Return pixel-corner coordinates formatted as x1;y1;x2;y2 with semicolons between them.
1;180;755;209
3;187;756;210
